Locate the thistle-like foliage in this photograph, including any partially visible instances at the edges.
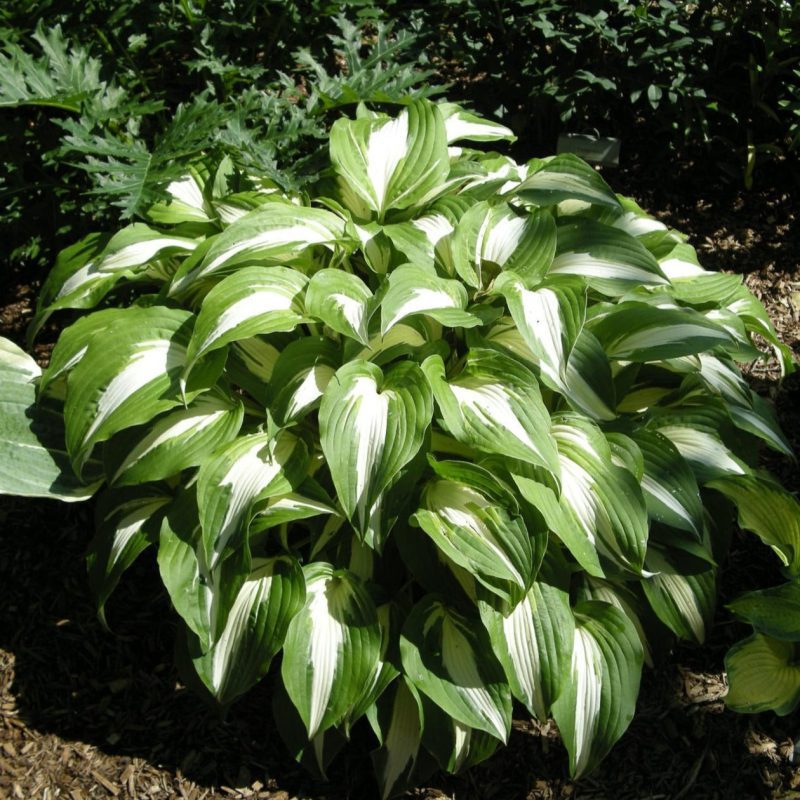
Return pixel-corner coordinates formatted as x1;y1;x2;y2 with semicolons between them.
2;99;799;795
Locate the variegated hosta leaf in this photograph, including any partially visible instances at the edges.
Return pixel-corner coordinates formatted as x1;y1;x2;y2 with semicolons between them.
347;602;402;729
0;337;99;500
350;318;433;366
514;153;621;209
451;202;556;289
158;488;214;648
105;388;244;486
380;264;482;334
226;336;281;406
319;360;433;539
369;678;424;800
552;415;649;575
726;286;794;376
197;430;309;570
87;487;171;623
329;99;449;218
686;354;792;455
439;103;515;144
158;486;251;650
305;268;373;344
578;577;654;668
728;582;800;641
551;601;643;778
419;694;498;773
588;302;731;362
422;349;559;474
400;596;512;741
708;474;800;576
628;429;704;536
281;562;382;738
270;337;339;425
169;202;347;294
647;406;749;484
381;221;437;272
507;466;603;577
93;223;199;274
642;549;715;644
479;553;574;720
250;478;340;534
550;219;668;295
64;307;223;474
183;266;308;377
495;277;615;420
725;634;800;716
412;459;537;603
147;172;212;225
38;308;131;396
34;226;198;330
189;555;306;706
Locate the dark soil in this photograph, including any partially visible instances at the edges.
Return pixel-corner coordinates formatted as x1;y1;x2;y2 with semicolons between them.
2;153;800;800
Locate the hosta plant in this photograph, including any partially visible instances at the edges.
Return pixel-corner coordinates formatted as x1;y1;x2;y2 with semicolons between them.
2;98;800;795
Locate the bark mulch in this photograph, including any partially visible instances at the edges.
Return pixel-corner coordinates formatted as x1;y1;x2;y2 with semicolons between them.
1;153;799;800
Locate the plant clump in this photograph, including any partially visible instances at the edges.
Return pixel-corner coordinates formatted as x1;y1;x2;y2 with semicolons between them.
1;99;799;797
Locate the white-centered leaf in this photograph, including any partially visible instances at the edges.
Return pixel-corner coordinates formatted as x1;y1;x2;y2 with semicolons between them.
495;277;615;420
515;154;621;209
197;430;309;570
479;553;574;720
170;202;346;294
588;302;731;361
270;337;340;425
452;202;556;288
550;219;668;295
439;103;516;143
648;407;749;484
105;387;244;486
643;547;715;644
148;172;212;224
226;336;282;406
0;337;99;500
552;415;649;575
250;478;340;534
628;429;704;536
707;474;800;576
305;268;373;344
413;459;536;603
380;264;481;334
551;601;643;778
38;308;133;396
725;634;800;716
370;678;425;800
319;359;432;539
329;99;449;218
422;349;559;474
87;487;171;622
190;555;306;705
34;227;197;329
64;307;221;474
184;266;308;377
400;595;512;741
281;562;382;738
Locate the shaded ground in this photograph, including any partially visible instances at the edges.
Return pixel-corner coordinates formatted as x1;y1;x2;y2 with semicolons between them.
1;156;800;800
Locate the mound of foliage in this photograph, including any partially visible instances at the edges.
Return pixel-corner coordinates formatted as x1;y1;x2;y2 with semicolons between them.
2;99;799;796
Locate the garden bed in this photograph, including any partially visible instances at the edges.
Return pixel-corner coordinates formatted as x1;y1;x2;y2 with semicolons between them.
1;154;799;800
